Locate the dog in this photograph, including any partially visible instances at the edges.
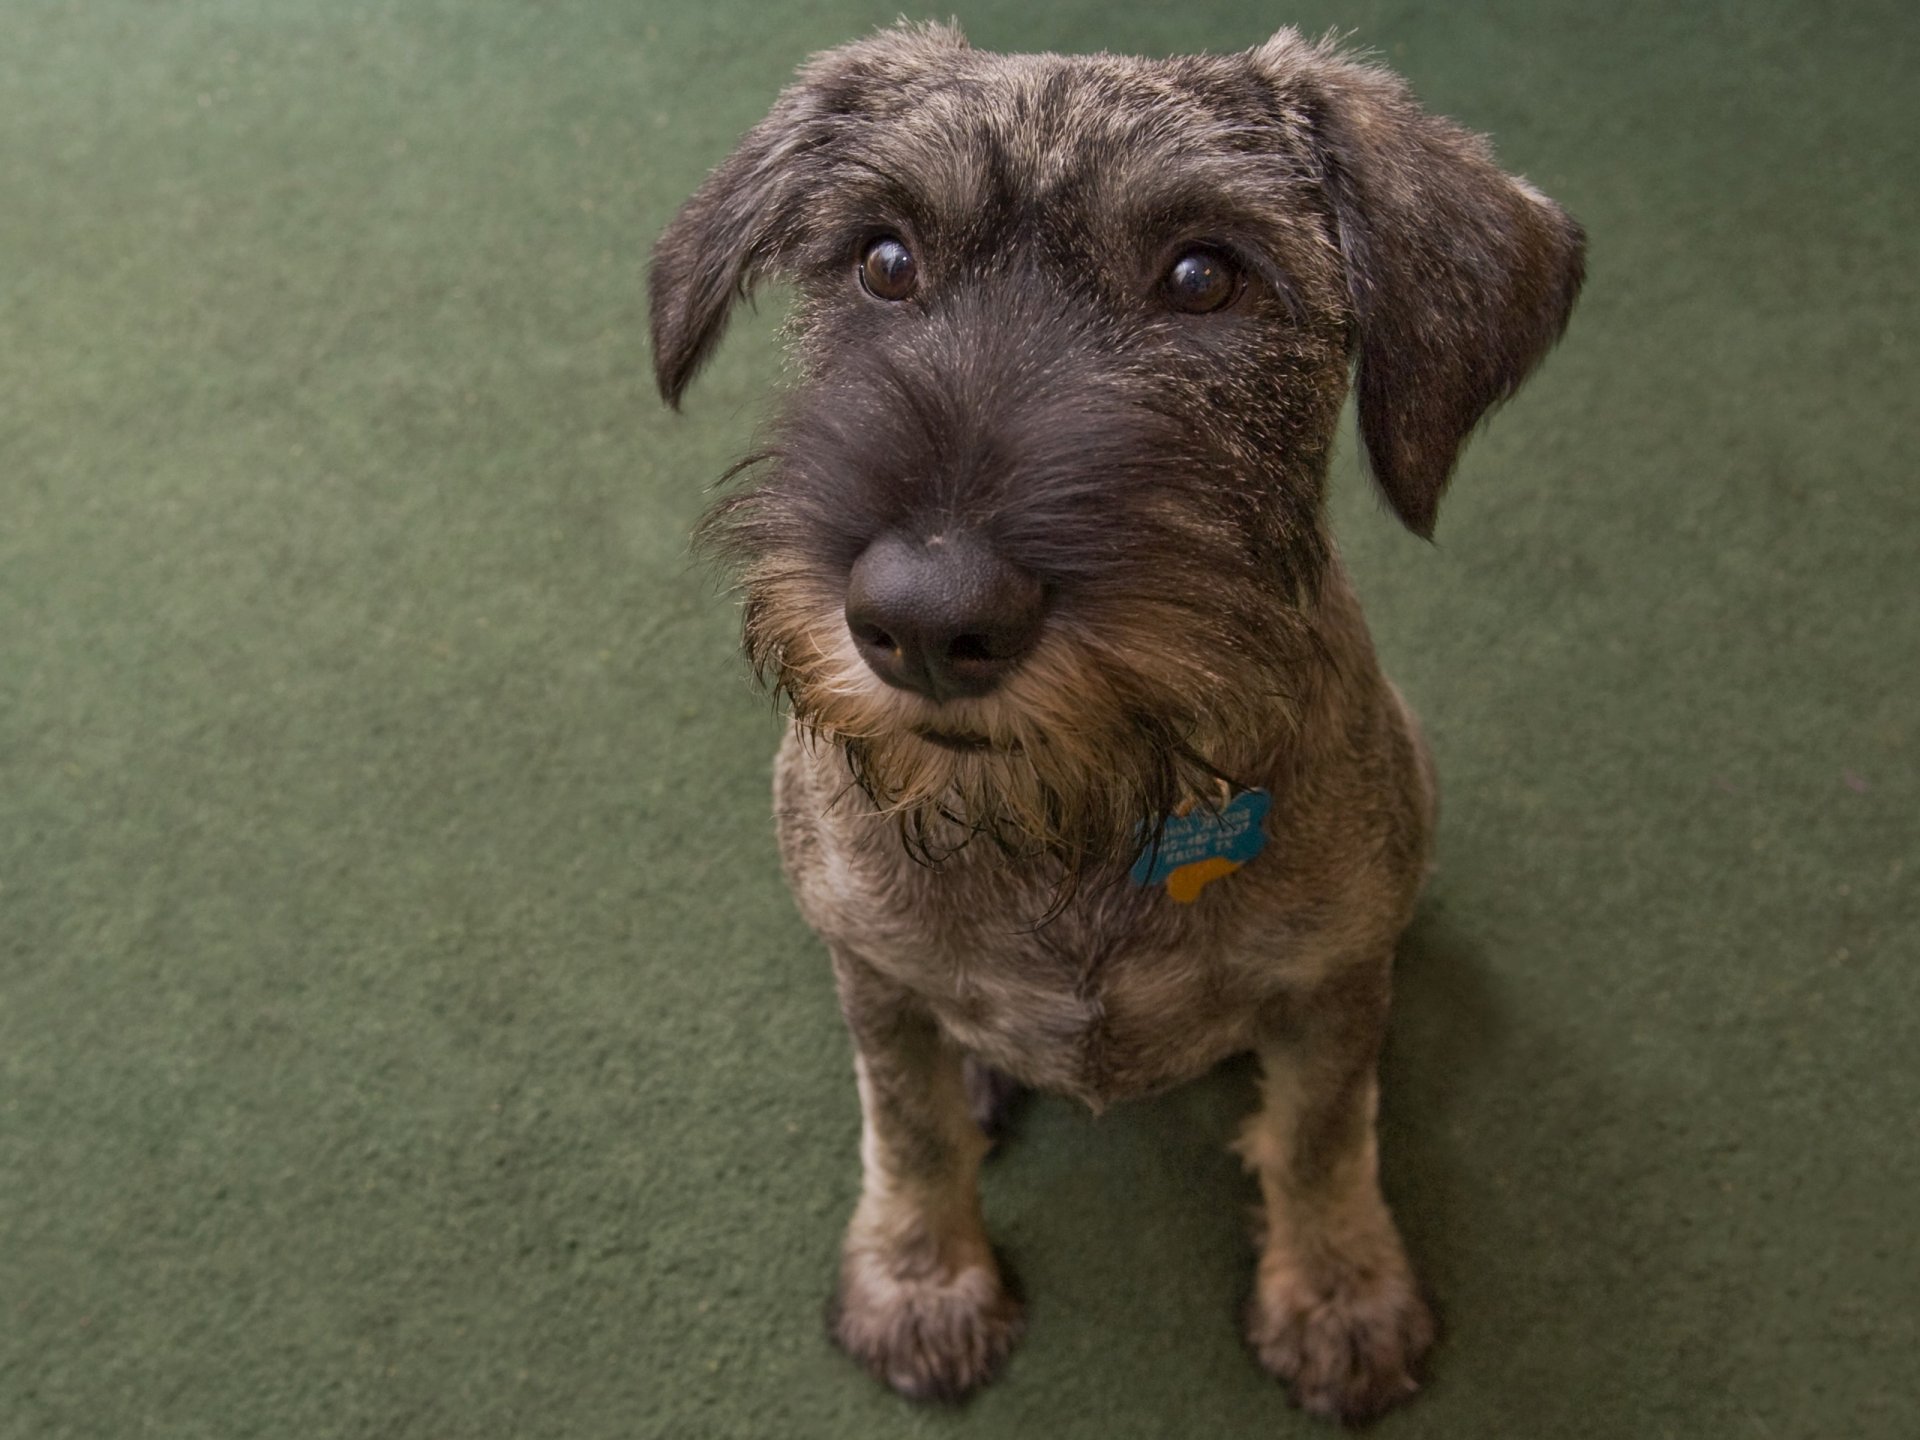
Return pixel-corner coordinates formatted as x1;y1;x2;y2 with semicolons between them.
649;21;1582;1422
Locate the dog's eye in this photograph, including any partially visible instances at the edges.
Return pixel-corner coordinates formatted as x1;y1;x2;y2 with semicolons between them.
1163;248;1239;314
859;236;918;302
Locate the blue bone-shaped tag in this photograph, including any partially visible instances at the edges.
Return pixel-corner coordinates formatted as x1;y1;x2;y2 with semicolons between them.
1130;787;1271;902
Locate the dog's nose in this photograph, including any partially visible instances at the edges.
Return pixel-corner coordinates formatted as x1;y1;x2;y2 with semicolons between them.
845;531;1045;702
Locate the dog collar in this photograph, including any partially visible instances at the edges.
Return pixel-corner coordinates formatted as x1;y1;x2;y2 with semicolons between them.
1130;786;1271;903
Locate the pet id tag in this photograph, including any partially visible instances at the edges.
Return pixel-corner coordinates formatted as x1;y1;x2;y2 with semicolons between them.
1130;786;1271;904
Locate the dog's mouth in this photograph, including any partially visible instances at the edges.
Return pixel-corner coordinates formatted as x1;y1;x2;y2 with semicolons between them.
913;726;1014;754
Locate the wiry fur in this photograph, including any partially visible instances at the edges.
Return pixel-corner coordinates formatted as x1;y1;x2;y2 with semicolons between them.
651;20;1582;1423
696;263;1333;880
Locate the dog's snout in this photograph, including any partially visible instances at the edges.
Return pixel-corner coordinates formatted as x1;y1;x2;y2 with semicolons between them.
845;531;1044;702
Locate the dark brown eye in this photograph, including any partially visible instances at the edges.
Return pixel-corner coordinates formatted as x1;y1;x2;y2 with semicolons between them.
859;236;917;301
1163;248;1239;314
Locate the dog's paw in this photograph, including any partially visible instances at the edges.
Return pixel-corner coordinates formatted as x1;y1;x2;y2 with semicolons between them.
1246;1254;1435;1424
829;1251;1023;1402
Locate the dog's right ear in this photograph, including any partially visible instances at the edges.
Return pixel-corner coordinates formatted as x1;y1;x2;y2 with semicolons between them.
648;22;969;407
1255;32;1586;538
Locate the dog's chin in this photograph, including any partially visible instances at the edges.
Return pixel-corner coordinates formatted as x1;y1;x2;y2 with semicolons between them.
784;698;1207;880
911;726;1014;755
760;609;1264;873
847;730;1136;871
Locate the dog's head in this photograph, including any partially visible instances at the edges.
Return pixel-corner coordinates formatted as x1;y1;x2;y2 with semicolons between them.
650;23;1583;871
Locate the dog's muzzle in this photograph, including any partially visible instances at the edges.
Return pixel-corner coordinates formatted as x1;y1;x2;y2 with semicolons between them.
844;530;1045;703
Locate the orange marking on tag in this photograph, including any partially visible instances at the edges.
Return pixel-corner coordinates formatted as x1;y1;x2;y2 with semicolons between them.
1164;856;1243;904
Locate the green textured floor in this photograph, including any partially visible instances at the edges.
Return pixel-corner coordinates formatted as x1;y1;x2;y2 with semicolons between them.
4;2;1915;1436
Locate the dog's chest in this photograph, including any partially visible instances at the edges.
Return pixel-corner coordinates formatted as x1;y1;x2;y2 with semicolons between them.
881;884;1270;1106
775;732;1299;1106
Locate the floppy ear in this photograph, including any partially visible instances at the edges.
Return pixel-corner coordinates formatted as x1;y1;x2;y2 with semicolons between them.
647;87;827;407
648;22;970;407
1259;33;1586;537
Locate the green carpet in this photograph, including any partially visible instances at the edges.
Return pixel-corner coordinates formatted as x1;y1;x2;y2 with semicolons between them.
4;2;1915;1436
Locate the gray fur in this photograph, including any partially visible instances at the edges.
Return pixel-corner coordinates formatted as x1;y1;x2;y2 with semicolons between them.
651;20;1582;1422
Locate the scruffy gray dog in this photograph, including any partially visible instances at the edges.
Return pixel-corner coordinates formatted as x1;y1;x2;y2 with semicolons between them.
650;21;1582;1423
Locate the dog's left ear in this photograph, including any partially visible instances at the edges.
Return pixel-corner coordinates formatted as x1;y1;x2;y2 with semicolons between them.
649;21;970;407
1257;33;1586;537
647;82;828;407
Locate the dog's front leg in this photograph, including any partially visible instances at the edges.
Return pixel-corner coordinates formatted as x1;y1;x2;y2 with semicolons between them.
1239;967;1435;1423
827;951;1022;1401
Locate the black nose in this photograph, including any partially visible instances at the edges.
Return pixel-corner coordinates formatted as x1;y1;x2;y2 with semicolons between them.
844;531;1045;702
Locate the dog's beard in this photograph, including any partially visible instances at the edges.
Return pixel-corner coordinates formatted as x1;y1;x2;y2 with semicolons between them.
692;334;1331;881
739;575;1300;879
